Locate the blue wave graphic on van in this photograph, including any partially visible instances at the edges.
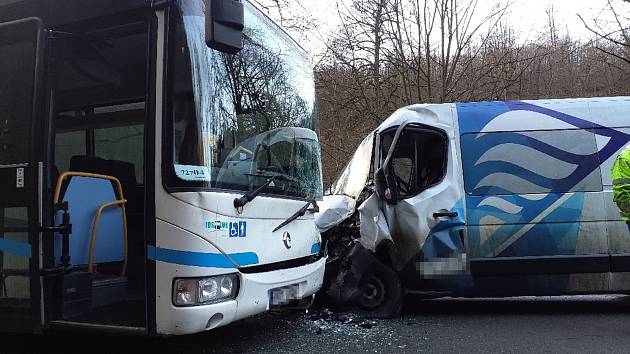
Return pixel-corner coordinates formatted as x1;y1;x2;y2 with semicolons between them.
461;132;601;195
457;101;630;257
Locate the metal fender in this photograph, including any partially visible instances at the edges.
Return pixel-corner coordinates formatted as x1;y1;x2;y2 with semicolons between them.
357;193;392;253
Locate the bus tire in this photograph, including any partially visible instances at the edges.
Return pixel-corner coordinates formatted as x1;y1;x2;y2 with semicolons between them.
355;262;403;318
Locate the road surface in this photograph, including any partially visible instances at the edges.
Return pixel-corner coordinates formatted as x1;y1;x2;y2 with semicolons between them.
3;295;630;353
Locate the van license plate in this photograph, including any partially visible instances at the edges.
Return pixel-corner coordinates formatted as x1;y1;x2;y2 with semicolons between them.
269;284;300;307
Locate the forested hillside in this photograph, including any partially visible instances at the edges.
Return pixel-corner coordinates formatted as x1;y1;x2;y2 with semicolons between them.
256;0;630;185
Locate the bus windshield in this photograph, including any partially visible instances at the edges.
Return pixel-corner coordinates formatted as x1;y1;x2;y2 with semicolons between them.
168;0;322;200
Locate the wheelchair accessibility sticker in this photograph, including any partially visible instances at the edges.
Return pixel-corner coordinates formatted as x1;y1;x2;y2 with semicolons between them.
206;220;247;237
229;221;247;237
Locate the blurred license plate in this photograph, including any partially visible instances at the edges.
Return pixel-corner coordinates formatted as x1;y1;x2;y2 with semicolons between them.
269;284;300;307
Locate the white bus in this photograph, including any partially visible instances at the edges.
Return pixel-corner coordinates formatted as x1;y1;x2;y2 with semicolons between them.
0;0;325;335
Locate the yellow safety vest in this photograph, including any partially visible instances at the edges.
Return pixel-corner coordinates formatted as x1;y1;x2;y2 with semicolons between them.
611;145;630;221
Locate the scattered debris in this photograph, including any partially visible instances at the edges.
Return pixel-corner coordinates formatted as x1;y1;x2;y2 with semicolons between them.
405;319;418;326
358;320;376;329
296;306;390;338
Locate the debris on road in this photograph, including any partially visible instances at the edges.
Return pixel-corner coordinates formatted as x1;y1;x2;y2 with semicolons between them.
295;307;386;338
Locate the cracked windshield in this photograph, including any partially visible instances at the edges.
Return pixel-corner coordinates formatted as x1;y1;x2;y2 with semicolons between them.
169;0;322;199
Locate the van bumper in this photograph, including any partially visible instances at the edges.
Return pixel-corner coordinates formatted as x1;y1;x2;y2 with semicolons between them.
156;257;326;335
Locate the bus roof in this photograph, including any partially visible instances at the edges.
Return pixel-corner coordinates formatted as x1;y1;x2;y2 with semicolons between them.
0;0;154;26
0;0;311;59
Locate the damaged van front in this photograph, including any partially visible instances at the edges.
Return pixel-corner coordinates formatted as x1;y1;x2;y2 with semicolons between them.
316;104;467;317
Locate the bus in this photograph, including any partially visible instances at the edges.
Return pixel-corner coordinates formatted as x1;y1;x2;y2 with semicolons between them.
0;0;325;335
317;97;630;318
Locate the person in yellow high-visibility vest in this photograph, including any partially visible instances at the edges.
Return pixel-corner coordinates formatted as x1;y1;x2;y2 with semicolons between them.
612;145;630;232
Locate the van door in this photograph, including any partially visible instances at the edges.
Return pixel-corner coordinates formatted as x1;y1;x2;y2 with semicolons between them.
0;18;48;332
373;118;465;275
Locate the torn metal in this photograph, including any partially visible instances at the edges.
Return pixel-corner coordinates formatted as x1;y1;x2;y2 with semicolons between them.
315;104;468;317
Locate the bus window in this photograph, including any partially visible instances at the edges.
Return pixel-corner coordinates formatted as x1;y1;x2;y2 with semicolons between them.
0;41;34;165
94;125;144;183
54;130;86;173
165;6;322;199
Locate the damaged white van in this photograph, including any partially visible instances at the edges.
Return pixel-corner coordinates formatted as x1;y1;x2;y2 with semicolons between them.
316;97;630;317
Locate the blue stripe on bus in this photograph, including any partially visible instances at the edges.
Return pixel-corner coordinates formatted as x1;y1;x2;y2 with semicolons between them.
147;245;259;268
0;238;31;257
310;242;321;254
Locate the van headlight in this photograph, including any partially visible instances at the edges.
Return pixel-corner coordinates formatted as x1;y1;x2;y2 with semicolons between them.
173;274;239;306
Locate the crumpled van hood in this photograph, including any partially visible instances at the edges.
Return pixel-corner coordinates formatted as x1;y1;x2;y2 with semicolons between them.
314;194;356;233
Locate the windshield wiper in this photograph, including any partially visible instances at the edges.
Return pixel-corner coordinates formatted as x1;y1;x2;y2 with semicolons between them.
273;199;319;232
233;170;295;211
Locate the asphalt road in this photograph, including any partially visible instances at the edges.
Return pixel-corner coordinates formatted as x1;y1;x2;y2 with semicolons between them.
3;295;630;353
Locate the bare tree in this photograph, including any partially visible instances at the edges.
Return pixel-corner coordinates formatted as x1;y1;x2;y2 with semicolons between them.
579;0;630;66
251;0;319;39
311;0;630;185
316;0;519;183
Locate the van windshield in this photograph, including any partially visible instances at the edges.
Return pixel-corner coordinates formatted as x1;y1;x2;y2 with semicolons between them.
167;0;322;199
327;132;374;198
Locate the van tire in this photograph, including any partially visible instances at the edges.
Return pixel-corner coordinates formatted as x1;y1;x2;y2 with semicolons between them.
355;262;403;318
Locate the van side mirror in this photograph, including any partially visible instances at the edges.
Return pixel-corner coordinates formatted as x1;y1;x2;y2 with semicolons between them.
205;0;244;54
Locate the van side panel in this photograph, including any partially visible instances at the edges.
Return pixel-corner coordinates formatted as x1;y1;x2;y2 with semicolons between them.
456;99;630;281
587;101;630;269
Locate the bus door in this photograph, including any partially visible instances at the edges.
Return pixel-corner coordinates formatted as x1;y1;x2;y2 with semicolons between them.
0;18;48;332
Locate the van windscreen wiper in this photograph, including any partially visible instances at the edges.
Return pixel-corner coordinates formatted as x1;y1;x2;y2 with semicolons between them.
233;170;295;211
273;199;319;232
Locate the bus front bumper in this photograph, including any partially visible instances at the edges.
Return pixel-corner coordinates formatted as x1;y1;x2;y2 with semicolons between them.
157;257;326;335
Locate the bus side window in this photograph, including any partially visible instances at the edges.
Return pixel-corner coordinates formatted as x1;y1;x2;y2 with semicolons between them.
94;125;144;184
55;130;86;174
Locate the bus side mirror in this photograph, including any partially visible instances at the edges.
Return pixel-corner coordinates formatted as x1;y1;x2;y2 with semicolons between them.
205;0;244;54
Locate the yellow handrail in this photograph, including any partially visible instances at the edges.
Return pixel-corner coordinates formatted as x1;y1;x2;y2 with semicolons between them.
54;171;125;203
88;199;128;276
53;171;128;276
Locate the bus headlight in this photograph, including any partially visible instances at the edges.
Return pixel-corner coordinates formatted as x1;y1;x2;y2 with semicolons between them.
173;274;239;306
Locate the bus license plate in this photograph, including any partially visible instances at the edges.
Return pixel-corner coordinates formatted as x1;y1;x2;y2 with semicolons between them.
268;284;300;307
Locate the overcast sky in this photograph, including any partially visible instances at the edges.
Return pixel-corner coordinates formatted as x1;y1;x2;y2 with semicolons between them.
255;0;629;56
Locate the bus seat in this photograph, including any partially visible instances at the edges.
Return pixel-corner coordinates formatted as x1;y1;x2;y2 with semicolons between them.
54;173;126;271
69;156;139;214
69;155;111;175
109;160;139;213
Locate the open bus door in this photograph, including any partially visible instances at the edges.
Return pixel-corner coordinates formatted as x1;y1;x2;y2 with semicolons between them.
0;17;48;332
